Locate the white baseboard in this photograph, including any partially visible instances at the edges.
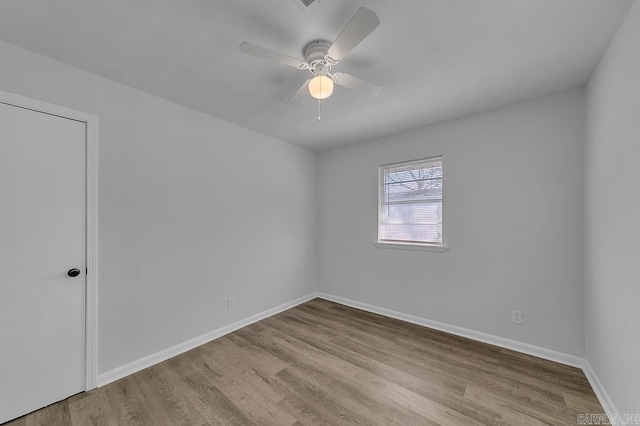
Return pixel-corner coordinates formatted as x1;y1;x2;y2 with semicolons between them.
97;290;619;425
315;292;585;368
582;361;623;425
96;293;317;387
316;292;627;423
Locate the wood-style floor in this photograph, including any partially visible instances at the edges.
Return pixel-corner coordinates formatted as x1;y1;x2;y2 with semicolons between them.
6;298;603;425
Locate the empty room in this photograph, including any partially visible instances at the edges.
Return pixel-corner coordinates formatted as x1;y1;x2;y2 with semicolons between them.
1;0;638;425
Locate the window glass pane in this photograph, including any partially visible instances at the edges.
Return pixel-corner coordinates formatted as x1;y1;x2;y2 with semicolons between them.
379;157;443;244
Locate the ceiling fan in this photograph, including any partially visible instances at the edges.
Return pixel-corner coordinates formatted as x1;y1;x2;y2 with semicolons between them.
239;7;382;105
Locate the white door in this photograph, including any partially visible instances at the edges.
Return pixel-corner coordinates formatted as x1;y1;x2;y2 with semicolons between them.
0;101;86;423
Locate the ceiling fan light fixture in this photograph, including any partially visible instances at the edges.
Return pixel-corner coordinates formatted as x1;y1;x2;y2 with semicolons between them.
308;75;334;100
239;8;381;106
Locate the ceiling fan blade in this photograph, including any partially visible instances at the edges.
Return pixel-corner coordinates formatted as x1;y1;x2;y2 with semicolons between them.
326;8;380;63
239;42;307;69
287;80;311;105
333;73;382;97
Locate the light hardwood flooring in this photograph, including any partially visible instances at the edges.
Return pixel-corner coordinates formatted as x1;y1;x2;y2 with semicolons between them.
6;298;603;425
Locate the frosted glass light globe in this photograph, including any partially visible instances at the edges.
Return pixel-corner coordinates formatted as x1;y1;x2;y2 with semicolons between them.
308;75;334;100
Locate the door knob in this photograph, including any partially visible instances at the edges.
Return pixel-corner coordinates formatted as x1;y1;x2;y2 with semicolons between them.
67;268;81;277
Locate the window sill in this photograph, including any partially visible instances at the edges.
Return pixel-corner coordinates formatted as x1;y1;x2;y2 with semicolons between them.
373;241;449;253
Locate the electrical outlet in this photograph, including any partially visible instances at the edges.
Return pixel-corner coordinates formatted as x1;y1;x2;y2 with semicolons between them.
227;297;236;310
511;309;523;325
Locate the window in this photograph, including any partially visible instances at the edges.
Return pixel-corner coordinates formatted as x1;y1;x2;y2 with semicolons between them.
378;156;443;246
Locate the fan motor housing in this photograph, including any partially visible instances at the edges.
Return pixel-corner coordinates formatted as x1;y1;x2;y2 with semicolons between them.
303;40;331;69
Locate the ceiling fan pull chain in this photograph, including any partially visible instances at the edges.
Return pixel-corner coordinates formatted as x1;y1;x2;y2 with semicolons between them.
318;99;322;121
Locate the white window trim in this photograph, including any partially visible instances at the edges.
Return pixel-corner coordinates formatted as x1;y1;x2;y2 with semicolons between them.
376;155;448;253
373;241;449;252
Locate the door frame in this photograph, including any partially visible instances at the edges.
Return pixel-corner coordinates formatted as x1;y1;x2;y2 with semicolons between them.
0;89;99;390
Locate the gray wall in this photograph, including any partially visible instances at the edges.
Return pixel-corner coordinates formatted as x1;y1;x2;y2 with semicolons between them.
318;89;586;357
4;8;639;413
0;41;317;374
585;1;640;416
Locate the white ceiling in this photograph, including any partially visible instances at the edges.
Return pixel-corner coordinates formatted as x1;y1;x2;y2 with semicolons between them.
0;0;632;151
